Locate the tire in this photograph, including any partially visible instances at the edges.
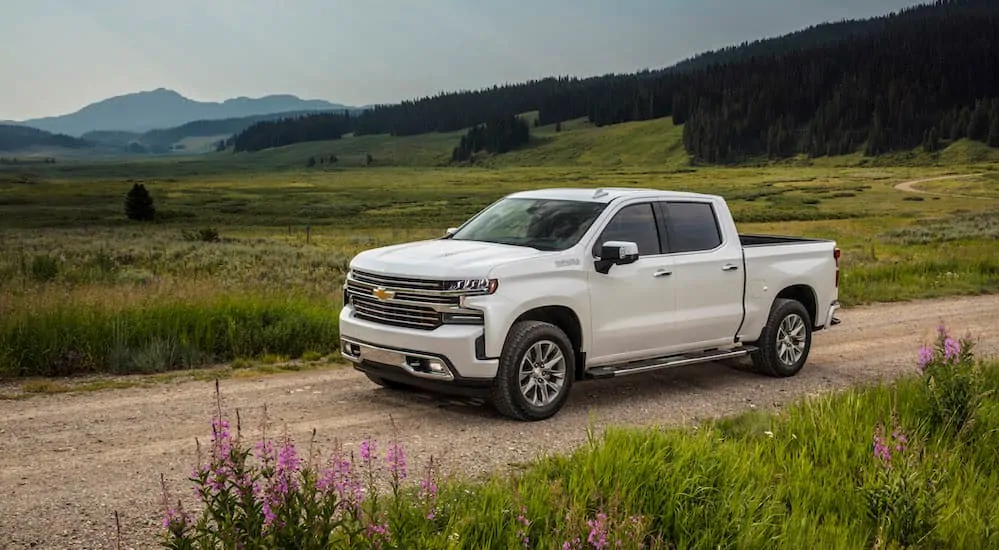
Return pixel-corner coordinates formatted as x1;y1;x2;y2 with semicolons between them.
750;298;812;377
365;373;411;391
491;320;575;421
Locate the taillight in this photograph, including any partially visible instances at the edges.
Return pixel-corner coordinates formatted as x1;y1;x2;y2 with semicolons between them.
834;247;841;287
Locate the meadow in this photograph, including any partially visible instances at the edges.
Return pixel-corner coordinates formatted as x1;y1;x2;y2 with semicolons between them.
2;116;999;378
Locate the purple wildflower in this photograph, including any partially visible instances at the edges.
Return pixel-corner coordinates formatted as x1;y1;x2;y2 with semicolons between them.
917;345;933;372
587;512;609;550
386;441;407;481
366;522;390;549
944;337;961;362
360;439;377;466
162;507;187;530
937;323;947;338
873;424;891;466
517;507;531;547
563;538;582;550
277;439;301;473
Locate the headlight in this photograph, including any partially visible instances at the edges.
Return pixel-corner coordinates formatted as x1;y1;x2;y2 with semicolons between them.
445;278;498;295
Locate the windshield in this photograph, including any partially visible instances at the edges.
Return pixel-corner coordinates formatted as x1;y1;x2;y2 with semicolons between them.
449;197;608;251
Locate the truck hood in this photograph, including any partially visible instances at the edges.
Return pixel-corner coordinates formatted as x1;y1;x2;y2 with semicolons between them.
350;238;548;279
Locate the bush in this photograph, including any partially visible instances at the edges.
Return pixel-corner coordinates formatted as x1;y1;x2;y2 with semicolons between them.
126;183;156;221
859;410;941;548
182;227;221;242
29;254;59;282
916;324;986;435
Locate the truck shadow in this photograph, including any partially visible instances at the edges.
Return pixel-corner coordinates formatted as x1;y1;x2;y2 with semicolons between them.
361;357;835;422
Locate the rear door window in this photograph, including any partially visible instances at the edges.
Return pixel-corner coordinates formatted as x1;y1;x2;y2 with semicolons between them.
663;201;722;253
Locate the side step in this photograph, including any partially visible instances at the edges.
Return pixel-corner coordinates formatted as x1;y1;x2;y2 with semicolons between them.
830;317;841;326
585;347;757;380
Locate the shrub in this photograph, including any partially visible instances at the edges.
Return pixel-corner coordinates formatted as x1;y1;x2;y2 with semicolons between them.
859;410;941;548
125;183;156;221
29;254;59;282
182;228;221;242
916;323;985;435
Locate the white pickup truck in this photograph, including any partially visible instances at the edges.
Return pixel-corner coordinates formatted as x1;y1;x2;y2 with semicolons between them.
339;187;841;421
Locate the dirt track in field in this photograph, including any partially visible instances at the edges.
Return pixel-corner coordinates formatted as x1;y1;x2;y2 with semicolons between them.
2;293;998;549
892;172;987;198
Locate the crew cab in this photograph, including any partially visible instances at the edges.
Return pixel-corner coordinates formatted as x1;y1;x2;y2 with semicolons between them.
339;187;841;421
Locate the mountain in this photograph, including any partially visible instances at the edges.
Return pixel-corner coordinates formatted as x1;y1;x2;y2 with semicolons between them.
0;125;93;152
228;0;999;162
9;88;355;136
80;110;350;153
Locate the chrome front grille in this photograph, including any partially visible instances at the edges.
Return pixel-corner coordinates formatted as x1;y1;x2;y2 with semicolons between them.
344;269;481;330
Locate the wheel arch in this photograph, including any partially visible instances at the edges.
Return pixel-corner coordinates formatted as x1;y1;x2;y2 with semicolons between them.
774;284;818;327
513;305;585;380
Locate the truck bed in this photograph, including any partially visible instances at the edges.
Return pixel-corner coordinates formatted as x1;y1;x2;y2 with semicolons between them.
739;233;833;247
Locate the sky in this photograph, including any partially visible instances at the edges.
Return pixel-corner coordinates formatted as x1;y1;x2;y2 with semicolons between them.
2;0;930;121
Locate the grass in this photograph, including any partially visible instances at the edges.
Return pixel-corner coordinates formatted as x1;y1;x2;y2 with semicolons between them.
161;346;999;548
2;116;999;378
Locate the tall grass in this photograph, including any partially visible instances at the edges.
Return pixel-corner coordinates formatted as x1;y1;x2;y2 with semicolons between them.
0;294;338;377
159;340;999;548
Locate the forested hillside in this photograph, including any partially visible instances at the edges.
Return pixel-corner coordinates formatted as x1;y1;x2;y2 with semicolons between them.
0;125;93;152
225;0;999;161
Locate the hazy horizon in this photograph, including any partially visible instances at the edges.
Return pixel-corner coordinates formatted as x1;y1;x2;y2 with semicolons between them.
3;0;929;121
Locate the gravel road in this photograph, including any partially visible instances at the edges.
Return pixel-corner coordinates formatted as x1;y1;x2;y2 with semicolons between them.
2;293;998;549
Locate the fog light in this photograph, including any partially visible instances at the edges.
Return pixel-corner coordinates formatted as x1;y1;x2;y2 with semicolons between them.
428;361;445;373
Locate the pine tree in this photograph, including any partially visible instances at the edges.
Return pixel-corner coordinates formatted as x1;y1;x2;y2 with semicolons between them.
988;114;999;148
124;183;155;222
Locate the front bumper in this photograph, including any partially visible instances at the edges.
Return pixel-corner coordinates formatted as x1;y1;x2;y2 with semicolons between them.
339;306;500;394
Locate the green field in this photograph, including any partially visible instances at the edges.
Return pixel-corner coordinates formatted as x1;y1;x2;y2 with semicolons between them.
2;117;999;378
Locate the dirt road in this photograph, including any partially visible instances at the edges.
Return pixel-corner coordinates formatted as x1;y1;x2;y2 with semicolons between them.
893;172;987;198
2;294;998;549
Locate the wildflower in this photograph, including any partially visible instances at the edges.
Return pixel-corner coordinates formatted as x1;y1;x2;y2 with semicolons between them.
386;441;407;481
917;345;933;371
944;337;961;362
360;439;377;466
873;423;891;466
517;507;531;548
587;512;609;550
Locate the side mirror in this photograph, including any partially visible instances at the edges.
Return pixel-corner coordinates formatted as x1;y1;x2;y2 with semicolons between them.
594;240;639;274
444;227;459;238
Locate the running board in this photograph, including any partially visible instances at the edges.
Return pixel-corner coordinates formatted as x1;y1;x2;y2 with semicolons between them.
585;347;756;379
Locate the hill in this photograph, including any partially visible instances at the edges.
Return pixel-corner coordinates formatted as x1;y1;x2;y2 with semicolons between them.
227;0;999;163
8;88;356;136
0;125;93;153
81;110;349;153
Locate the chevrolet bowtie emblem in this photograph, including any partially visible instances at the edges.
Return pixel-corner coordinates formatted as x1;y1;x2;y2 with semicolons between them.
372;287;395;301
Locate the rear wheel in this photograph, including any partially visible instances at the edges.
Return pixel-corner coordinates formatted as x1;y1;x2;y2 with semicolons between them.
491;320;575;421
750;298;812;377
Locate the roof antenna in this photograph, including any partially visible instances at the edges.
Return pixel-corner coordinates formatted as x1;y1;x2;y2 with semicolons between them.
592;188;608;199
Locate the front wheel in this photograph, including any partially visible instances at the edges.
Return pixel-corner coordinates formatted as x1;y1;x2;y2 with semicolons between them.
491;321;575;421
750;298;812;377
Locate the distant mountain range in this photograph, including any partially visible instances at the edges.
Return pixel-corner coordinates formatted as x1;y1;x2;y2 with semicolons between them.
2;88;360;136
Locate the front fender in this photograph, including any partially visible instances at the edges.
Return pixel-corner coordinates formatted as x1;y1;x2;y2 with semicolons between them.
463;274;590;358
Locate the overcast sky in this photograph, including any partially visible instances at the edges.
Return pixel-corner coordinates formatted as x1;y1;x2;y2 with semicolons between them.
3;0;928;120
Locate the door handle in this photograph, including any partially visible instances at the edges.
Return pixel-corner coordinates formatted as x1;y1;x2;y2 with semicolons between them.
722;264;739;272
653;269;672;278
